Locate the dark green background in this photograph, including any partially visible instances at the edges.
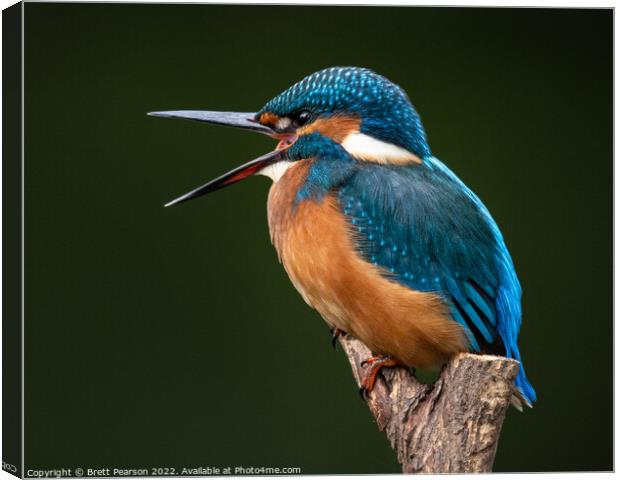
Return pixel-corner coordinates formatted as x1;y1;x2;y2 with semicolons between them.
24;4;612;473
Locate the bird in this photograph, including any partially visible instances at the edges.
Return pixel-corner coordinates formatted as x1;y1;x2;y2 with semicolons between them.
149;66;536;409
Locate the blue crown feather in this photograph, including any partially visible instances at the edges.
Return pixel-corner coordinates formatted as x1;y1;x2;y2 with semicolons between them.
261;67;431;158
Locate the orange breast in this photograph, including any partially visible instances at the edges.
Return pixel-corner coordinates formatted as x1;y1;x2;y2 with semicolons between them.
267;161;469;369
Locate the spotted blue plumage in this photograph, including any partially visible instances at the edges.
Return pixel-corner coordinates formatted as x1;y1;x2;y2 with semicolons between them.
261;67;431;158
277;67;536;405
342;159;536;404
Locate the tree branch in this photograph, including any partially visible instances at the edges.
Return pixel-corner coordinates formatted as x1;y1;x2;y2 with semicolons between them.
338;335;519;473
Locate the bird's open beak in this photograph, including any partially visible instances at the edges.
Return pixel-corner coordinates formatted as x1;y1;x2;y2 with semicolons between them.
148;110;294;207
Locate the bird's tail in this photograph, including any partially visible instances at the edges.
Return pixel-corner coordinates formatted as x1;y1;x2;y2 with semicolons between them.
510;360;536;411
496;284;536;410
510;387;531;412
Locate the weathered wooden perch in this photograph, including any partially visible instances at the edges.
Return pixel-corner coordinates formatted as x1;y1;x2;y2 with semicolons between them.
338;335;520;473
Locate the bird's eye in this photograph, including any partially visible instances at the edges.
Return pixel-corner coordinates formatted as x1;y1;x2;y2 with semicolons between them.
295;111;312;126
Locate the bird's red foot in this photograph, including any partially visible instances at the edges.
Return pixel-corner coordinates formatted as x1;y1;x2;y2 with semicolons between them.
359;355;399;399
330;327;346;350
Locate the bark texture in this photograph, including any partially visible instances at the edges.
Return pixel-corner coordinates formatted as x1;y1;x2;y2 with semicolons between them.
338;335;519;473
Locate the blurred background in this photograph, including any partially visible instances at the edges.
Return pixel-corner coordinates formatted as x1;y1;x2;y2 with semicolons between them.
24;4;612;473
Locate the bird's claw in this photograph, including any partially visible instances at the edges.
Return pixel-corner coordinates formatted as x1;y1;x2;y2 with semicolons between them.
358;355;399;400
360;355;383;368
358;386;368;400
330;327;346;350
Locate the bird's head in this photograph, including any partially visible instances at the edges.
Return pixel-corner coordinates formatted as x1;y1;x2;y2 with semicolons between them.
150;67;430;206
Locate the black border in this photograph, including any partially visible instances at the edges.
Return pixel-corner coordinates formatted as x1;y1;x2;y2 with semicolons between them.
3;2;23;478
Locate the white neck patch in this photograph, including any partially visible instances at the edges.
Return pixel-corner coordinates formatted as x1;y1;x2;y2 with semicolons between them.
258;160;294;183
341;132;421;165
257;133;420;183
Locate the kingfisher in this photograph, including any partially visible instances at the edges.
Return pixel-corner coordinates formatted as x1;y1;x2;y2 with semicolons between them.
150;66;536;409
